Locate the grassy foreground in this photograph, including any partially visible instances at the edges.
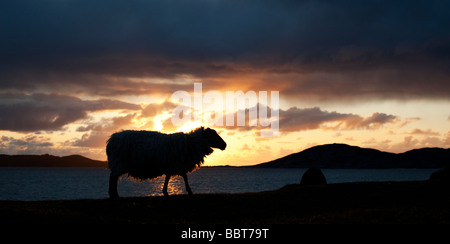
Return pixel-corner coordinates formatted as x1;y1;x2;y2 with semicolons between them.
1;181;449;224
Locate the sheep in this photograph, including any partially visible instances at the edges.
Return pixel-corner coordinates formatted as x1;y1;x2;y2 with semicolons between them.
106;127;226;198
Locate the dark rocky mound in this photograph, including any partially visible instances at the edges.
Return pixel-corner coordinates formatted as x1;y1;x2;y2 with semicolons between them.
300;168;327;186
429;166;450;183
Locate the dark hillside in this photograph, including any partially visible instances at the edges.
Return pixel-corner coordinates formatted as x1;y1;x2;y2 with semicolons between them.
0;154;106;167
254;143;449;168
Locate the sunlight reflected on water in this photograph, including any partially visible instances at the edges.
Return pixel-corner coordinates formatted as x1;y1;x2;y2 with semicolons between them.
118;175;188;197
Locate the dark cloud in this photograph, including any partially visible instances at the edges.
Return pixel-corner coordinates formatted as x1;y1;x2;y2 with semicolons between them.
2;0;448;59
73;101;179;148
278;107;353;131
1;0;449;100
76;113;137;133
0;135;54;154
406;128;440;136
140;101;179;118
278;107;398;132
0;93;140;132
164;103;399;133
72;132;110;148
1;135;53;147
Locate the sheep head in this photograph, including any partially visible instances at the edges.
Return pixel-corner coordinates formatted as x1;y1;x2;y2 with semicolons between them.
203;128;227;150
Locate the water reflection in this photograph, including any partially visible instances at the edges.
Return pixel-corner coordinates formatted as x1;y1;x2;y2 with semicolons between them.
164;176;185;196
0;167;437;201
118;175;187;197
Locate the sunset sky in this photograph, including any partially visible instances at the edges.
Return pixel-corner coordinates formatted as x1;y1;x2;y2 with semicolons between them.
1;0;450;166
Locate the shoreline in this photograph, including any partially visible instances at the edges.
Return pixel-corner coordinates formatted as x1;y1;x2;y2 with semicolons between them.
1;181;449;224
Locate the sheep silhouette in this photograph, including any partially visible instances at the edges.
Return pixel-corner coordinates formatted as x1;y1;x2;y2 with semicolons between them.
106;127;226;198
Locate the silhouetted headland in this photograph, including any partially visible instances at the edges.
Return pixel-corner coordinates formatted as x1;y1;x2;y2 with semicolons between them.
0;154;106;167
253;143;450;168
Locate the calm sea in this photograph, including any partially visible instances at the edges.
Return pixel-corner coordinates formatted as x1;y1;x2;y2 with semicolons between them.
0;167;438;201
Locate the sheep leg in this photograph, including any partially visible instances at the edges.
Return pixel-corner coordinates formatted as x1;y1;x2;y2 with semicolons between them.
163;174;170;197
182;174;193;196
108;172;120;199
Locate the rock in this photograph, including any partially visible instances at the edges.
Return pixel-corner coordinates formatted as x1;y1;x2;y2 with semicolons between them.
300;168;327;185
429;166;450;183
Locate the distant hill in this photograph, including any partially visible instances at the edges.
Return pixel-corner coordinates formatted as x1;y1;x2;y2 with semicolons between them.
253;143;450;169
0;154;107;168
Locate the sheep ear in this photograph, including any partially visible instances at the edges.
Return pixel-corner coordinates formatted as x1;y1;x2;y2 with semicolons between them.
202;128;213;138
205;128;216;135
